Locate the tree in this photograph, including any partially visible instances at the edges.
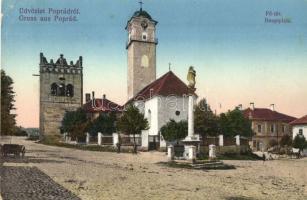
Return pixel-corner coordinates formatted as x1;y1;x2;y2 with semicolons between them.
61;108;89;141
88;112;116;136
280;134;292;147
160;119;188;143
218;108;253;138
293;133;307;158
117;105;149;153
194;98;219;144
269;139;278;148
1;70;17;135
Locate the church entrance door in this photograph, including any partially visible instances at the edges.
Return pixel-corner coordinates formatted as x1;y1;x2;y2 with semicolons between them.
148;135;160;151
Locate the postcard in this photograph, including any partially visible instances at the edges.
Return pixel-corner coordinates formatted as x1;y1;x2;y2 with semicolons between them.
1;0;307;199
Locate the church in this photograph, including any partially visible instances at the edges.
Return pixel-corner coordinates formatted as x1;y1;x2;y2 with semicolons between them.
122;6;195;150
39;4;196;150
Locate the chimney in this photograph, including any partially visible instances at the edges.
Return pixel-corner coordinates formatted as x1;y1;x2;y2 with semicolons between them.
250;102;255;110
91;91;96;108
85;93;91;102
103;94;106;99
238;104;243;111
270;104;275;111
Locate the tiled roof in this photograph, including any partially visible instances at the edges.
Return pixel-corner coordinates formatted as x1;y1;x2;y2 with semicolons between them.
290;115;307;125
83;98;123;113
127;71;195;104
243;108;296;123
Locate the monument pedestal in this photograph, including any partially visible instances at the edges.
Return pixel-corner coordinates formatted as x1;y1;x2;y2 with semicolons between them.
182;136;200;160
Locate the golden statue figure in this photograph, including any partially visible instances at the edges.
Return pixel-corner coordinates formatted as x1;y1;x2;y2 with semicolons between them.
187;66;196;89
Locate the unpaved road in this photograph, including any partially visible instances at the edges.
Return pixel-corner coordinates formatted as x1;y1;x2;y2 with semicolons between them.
1;137;306;200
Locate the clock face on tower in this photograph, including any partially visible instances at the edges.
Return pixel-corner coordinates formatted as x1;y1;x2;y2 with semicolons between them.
141;20;148;29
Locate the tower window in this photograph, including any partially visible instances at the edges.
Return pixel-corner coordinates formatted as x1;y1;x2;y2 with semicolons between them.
66;84;74;97
142;32;147;41
58;83;65;96
51;83;58;96
141;55;149;68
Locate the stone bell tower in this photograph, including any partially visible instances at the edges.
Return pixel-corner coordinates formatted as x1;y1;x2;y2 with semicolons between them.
39;53;83;138
126;4;158;99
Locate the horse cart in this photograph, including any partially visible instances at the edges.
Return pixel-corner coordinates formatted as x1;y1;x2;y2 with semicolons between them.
0;144;26;158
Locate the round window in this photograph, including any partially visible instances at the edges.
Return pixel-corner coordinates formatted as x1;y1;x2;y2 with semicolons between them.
175;111;180;116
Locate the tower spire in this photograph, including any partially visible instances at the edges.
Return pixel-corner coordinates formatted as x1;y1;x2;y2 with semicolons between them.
139;0;143;11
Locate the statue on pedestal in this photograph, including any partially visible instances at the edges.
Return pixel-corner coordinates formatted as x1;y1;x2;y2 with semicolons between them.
187;66;196;90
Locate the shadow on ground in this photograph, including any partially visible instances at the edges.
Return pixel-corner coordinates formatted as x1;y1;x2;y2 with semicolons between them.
0;156;65;164
225;196;256;200
0;165;80;200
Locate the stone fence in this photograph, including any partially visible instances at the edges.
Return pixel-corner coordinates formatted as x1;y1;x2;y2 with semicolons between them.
199;135;249;146
64;132;141;147
199;145;250;155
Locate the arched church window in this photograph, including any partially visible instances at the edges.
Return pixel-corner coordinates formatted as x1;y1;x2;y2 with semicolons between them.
66;84;74;97
147;109;151;127
51;83;58;96
141;55;149;68
58;83;65;96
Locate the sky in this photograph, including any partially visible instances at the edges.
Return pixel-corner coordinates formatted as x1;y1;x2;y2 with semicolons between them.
1;0;307;128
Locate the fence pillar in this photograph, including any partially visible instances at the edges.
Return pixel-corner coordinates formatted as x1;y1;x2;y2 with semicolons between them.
219;134;224;146
167;145;174;161
236;135;240;146
86;132;90;144
63;132;67;142
141;130;149;148
98;132;102;145
209;144;216;159
113;133;119;147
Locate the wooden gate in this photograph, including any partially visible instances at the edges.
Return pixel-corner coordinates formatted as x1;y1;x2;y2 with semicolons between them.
148;135;160;151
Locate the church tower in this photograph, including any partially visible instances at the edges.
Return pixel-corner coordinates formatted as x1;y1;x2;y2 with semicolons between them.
39;53;83;137
126;4;158;99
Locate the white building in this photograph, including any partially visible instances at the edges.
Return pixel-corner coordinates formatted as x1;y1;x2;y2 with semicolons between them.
126;71;196;150
290;115;307;155
124;8;197;150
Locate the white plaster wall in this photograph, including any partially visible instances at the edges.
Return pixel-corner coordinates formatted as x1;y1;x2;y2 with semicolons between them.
135;95;192;148
292;125;307;140
144;97;159;136
157;96;190;129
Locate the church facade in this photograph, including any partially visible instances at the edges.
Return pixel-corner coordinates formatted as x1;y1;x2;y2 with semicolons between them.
127;71;194;150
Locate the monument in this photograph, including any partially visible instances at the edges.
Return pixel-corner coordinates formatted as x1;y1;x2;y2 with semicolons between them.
181;66;200;160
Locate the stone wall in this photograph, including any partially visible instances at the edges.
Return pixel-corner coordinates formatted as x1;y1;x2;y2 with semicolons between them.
39;53;83;138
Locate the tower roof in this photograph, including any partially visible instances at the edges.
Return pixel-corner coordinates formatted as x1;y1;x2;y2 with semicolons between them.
126;71;196;104
126;8;158;29
132;9;153;20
